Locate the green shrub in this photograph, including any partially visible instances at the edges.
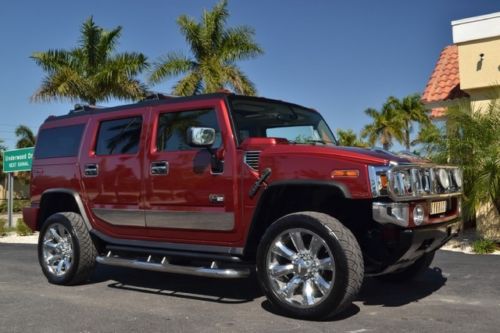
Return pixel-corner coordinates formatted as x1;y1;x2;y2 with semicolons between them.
0;200;30;213
472;239;497;254
15;218;33;236
0;218;7;236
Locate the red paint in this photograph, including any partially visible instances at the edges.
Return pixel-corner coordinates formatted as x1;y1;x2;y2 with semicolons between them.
24;94;460;249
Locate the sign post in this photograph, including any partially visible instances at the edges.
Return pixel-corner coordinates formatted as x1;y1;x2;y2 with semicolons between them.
2;147;34;228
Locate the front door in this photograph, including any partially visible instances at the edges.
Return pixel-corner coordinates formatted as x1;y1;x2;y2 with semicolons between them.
144;99;240;244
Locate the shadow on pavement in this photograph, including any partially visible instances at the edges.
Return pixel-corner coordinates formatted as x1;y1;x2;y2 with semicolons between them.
88;264;446;317
89;264;263;304
359;267;447;307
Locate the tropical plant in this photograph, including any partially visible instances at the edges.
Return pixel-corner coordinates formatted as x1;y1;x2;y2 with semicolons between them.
387;94;429;150
419;102;500;220
15;125;36;148
472;238;497;254
361;101;404;150
31;17;149;105
149;0;263;96
336;129;368;147
0;138;6;182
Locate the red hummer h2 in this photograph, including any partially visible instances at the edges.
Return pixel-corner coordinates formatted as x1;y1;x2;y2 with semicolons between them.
24;93;462;319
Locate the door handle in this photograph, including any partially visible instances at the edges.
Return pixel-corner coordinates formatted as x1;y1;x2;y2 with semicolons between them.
84;163;98;177
151;161;169;175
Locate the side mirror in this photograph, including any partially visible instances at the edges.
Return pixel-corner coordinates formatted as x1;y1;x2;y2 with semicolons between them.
187;127;216;147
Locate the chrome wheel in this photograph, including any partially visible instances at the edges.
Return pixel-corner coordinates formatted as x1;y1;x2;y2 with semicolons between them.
266;228;335;308
42;223;74;277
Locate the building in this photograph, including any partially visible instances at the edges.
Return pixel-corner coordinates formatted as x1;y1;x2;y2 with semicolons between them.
422;12;500;240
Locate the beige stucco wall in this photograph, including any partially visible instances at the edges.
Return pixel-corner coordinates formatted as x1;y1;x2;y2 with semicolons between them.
457;36;500;91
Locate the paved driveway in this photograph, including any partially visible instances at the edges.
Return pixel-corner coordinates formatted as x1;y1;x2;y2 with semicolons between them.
0;243;499;332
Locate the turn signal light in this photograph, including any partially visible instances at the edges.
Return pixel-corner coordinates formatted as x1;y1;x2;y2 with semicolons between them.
331;170;359;178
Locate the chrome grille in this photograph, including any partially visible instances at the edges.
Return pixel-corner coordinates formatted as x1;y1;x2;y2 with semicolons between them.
244;151;261;171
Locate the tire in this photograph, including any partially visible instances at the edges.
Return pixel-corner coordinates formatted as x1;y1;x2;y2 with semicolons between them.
376;251;435;283
256;212;364;320
38;212;97;285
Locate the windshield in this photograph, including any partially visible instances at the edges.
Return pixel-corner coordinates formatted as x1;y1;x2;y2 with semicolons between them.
228;97;337;145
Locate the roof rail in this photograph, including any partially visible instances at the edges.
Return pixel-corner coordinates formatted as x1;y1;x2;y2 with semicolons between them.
140;93;173;102
69;104;100;114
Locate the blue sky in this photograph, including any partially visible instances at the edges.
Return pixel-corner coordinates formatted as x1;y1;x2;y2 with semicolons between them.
0;0;498;150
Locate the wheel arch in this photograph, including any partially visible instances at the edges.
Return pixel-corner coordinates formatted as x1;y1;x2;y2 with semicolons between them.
38;188;93;231
243;180;353;259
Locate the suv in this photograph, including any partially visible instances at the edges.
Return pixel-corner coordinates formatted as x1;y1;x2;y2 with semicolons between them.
24;93;462;319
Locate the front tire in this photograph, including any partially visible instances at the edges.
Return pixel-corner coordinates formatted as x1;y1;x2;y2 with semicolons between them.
38;212;97;285
256;212;364;320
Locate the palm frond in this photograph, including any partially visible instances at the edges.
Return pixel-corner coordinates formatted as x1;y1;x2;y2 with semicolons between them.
149;52;196;84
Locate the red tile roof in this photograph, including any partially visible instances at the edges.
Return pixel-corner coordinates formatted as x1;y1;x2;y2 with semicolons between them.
430;107;446;118
422;45;469;108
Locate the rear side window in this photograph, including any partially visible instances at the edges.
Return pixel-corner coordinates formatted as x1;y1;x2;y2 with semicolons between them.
35;124;85;159
156;109;221;151
95;116;142;155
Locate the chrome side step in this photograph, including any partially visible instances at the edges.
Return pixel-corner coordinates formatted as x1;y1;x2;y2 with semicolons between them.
96;252;250;279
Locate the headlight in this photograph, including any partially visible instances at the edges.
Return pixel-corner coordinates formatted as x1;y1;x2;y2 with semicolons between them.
413;204;425;225
452;168;463;188
437;169;450;189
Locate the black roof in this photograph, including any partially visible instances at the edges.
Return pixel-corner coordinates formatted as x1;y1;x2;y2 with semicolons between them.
44;93;316;123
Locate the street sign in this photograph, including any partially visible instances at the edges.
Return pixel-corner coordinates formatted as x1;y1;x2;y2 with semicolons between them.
2;147;35;173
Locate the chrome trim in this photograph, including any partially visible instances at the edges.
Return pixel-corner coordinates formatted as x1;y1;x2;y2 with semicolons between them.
150;161;169;175
372;202;409;227
369;164;462;201
96;255;249;279
91;229;244;255
244;151;261;171
93;208;145;227
146;211;234;231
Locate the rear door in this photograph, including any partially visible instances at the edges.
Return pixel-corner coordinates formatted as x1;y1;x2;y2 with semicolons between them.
79;108;149;237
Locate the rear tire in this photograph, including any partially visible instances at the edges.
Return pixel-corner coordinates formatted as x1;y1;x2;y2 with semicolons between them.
38;212;97;285
377;251;435;283
256;212;364;320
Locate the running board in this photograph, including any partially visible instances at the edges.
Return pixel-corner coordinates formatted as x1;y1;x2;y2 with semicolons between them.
96;252;250;279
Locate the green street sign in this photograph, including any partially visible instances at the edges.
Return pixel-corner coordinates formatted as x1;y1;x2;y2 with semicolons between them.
2;147;35;173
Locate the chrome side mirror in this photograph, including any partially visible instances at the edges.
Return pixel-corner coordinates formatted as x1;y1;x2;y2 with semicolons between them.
187;127;216;147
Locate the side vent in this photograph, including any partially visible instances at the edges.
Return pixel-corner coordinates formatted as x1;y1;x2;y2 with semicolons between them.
244;151;261;171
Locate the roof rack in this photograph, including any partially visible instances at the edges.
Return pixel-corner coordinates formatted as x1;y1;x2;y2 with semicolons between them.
140;93;173;102
69;104;100;114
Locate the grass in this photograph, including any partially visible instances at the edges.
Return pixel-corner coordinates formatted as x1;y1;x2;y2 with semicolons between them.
472;239;497;254
15;218;33;236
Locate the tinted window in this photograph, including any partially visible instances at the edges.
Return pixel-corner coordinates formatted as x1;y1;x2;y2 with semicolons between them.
157;109;221;151
35;124;85;159
95;116;142;155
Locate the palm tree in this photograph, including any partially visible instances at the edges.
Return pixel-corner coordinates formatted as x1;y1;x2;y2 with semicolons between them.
149;0;263;96
31;17;149;105
361;101;404;151
387;94;429;150
336;129;368;148
15;125;36;148
0;139;6;182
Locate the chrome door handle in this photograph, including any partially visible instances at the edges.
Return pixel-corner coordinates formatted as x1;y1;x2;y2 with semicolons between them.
84;163;98;177
151;161;168;175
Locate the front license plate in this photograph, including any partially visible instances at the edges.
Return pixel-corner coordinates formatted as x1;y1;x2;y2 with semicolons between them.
431;200;447;215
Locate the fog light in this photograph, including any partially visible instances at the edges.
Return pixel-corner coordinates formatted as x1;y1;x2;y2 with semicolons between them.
413;204;425;225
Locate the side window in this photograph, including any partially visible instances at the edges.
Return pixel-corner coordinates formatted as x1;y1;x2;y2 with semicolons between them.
156;109;221;151
35;124;85;159
95;116;142;155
